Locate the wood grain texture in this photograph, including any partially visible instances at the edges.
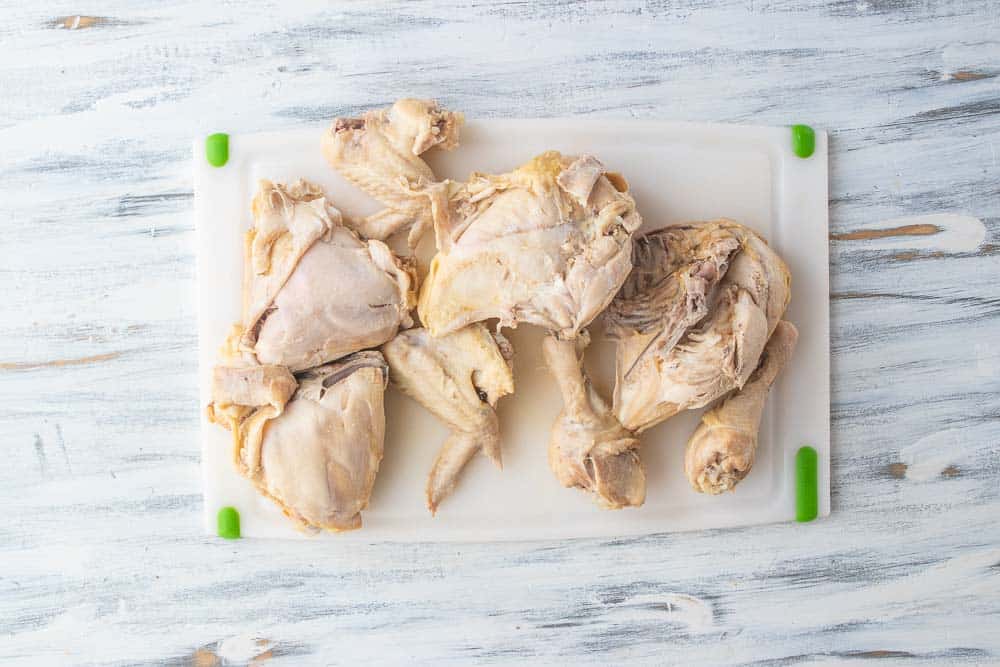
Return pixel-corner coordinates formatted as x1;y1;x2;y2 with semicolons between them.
1;1;998;665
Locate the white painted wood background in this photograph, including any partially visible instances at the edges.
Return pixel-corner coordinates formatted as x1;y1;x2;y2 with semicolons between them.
1;1;998;665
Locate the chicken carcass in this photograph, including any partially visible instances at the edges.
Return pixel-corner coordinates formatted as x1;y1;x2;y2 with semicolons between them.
543;332;645;509
418;151;643;340
208;351;389;532
238;179;416;372
322;99;463;246
685;321;798;494
606;219;791;434
381;324;514;513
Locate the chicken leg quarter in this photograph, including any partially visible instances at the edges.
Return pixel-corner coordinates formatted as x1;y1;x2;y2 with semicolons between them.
607;219;791;434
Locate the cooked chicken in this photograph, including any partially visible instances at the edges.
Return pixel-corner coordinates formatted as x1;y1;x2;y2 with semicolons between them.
543;332;645;509
208;352;389;532
238;179;416;371
606;219;791;433
403;148;641;508
207;363;298;466
418;151;643;340
686;321;798;494
322;99;463;246
381;324;514;513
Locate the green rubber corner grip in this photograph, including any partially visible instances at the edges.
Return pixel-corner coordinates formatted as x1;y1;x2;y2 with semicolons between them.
795;446;819;522
217;506;241;539
205;133;229;167
791;124;815;158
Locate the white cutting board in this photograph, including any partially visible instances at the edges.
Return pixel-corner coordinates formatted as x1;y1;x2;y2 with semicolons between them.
195;119;830;541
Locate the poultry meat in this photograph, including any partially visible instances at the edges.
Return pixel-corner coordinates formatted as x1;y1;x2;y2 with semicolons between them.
418;151;643;340
544;219;793;505
206;97;804;528
322;98;463;246
685;321;798;494
381;324;514;513
543;331;645;509
606;219;791;433
237;179;416;372
208;351;389;532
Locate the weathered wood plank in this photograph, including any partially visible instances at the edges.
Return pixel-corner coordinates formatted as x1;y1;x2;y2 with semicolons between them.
1;1;998;664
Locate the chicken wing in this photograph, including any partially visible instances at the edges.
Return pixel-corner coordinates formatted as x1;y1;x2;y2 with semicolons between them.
322;99;463;246
381;324;514;513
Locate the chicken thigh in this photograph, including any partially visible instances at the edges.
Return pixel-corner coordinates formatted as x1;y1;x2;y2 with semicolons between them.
237;179;416;372
418;151;643;340
322;99;463;246
381;324;514;513
208;351;389;532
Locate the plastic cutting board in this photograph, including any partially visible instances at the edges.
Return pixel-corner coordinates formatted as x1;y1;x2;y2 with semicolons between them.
195;119;830;541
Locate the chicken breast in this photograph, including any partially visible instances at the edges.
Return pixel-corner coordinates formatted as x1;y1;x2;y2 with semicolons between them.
238;179;416;372
381;324;514;513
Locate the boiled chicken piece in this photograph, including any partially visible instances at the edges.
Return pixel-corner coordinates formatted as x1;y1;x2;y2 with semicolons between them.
418;151;643;340
543;332;645;509
207;363;298;467
606;219;791;433
238;179;416;372
322;99;463;246
381;324;514;513
208;352;389;532
685;321;798;494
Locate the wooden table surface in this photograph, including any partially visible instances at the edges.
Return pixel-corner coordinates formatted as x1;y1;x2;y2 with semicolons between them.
2;2;998;665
